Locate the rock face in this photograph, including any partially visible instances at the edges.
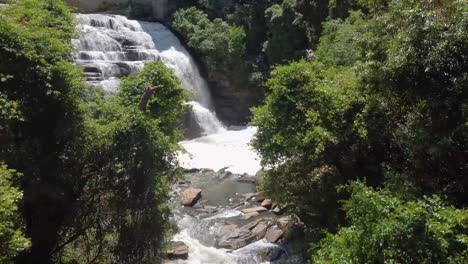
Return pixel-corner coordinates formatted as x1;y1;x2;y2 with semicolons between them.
166;241;189;260
265;227;284;243
209;79;258;125
66;0;128;13
217;219;274;250
241;206;268;214
241;212;259;220
180;188;202;206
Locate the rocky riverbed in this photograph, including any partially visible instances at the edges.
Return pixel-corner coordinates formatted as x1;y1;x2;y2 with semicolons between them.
164;168;305;264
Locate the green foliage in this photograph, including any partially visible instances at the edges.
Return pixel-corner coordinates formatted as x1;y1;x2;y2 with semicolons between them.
251;0;468;252
0;1;87;262
311;181;468;264
252;60;365;167
251;60;389;228
171;7;247;83
73;61;186;263
364;0;468;199
1;2;186;263
263;0;309;65
315;11;383;66
0;164;30;263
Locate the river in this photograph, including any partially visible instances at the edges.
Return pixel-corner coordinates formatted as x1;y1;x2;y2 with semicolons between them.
72;13;303;264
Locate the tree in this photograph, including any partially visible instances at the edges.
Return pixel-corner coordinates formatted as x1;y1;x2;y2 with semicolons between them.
67;61;187;263
0;164;30;263
263;0;309;65
1;2;187;263
311;181;468;263
251;60;388;228
0;1;87;262
171;7;247;83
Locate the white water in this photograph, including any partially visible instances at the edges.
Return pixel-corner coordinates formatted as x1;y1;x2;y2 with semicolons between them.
72;14;216;131
73;13;268;263
179;126;261;175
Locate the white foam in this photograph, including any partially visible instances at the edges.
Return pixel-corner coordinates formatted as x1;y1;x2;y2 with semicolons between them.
178;126;261;175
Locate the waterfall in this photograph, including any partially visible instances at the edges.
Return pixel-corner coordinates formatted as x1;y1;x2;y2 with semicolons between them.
73;13;224;134
72;14;279;264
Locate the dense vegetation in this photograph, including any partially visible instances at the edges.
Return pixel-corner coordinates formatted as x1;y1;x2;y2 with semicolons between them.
248;0;468;262
0;1;186;263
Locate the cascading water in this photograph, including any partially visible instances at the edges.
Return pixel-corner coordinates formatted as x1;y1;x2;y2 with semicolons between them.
72;13;291;264
72;13;223;134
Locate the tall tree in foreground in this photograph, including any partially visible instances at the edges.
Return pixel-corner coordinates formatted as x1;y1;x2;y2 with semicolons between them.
0;1;186;263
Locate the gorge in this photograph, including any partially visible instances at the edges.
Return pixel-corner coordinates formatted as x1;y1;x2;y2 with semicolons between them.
72;13;298;264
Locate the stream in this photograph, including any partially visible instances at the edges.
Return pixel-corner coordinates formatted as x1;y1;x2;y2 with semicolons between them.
72;13;303;264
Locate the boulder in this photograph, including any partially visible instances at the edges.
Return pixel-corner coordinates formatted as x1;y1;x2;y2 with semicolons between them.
277;216;291;230
271;205;284;215
217;228;256;250
166;241;189;260
251;220;271;239
261;199;273;209
180;188;202;207
228;198;244;208
241;206;268;214
241;212;259;220
241;192;257;201
195;205;218;215
265;227;284;243
252;194;266;203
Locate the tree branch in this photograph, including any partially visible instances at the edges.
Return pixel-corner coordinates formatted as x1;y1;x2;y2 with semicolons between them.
139;85;163;111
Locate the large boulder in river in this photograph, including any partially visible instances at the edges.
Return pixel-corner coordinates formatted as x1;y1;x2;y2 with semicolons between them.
218;228;255;250
265;227;285;243
180;188;202;206
217;219;273;250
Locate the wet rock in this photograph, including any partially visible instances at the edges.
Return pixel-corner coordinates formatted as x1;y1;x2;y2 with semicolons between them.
277;216;291;230
237;177;258;184
242;219;262;231
241;192;257;201
166;241;189;260
252;194;266;203
180;188;202;207
195;205;218;215
271;204;285;215
251;220;271;239
261;199;273;209
265;227;284;243
241;206;268;214
228;198;244;208
256;246;285;262
219;170;233;179
241;211;259;220
217;228;255;250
